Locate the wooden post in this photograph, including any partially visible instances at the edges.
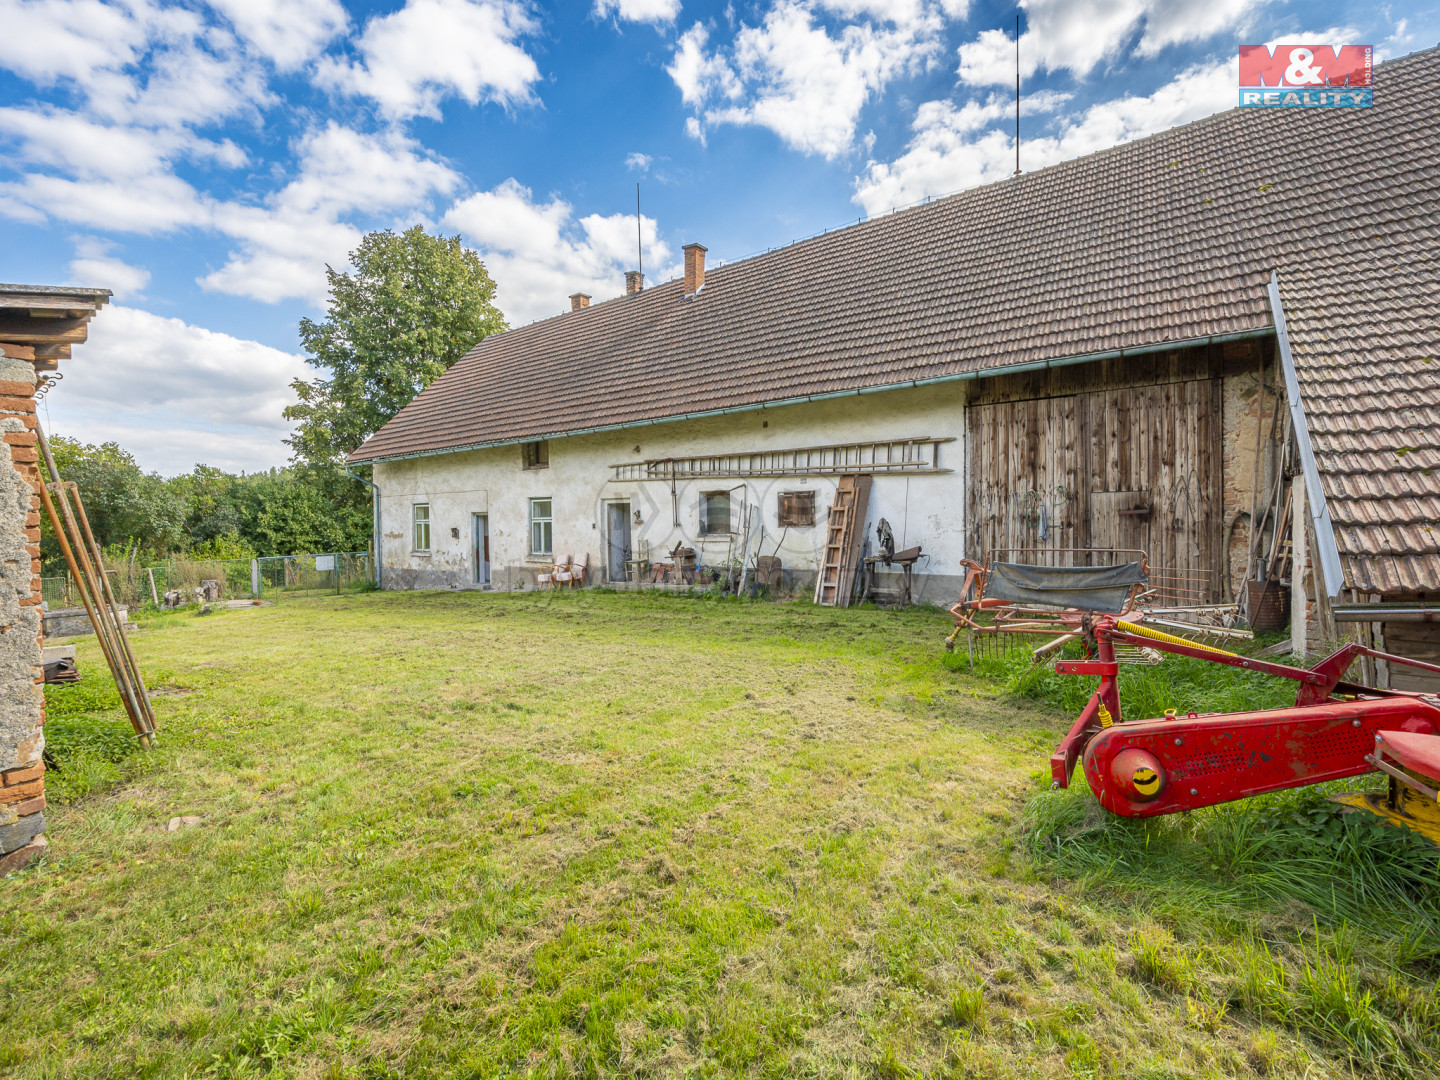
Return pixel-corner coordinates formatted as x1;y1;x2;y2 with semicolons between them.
147;567;159;605
1290;474;1307;656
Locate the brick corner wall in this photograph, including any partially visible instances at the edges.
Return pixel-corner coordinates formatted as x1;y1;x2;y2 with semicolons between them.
0;352;47;874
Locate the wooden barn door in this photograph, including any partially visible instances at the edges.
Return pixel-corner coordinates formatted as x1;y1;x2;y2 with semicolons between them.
967;363;1224;598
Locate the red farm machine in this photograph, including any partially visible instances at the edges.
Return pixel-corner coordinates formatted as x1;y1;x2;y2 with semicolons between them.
948;551;1440;841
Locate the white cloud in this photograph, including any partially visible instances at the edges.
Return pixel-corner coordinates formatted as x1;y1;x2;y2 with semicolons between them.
626;151;654;171
1138;0;1264;55
0;0;155;90
855;57;1234;213
958;0;1269;86
443;178;676;324
667;24;742;106
814;0;928;26
671;3;943;159
595;0;682;24
206;0;349;71
203;124;462;303
41;305;307;473
0;0;274;130
318;0;542;121
0;170;211;233
0;2;269;236
68;238;151;297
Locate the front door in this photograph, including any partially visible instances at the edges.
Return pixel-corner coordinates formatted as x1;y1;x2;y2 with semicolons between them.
606;502;632;583
473;514;490;584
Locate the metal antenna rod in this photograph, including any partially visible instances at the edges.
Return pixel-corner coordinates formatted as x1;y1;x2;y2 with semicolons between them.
636;182;643;278
1014;13;1021;176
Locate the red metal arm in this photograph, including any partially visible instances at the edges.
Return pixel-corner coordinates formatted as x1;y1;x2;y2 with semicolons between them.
1047;614;1440;817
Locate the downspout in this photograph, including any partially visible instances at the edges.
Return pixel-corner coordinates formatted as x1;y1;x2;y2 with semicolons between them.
1267;271;1344;600
344;465;382;588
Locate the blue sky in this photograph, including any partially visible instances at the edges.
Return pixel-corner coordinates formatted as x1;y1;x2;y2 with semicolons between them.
1;0;1434;474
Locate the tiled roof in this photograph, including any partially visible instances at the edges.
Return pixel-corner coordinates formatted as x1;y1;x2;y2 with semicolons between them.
1283;264;1440;594
353;47;1440;595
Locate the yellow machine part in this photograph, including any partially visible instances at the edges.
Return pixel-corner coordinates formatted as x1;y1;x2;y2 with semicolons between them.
1333;784;1440;845
1113;619;1240;659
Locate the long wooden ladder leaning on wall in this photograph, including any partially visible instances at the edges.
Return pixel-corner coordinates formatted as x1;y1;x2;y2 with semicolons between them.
814;474;873;607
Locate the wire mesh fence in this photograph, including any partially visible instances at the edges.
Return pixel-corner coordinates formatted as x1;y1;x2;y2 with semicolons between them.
255;553;372;597
41;551;373;609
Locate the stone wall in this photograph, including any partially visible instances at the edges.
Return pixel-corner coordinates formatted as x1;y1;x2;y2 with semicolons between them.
0;353;47;873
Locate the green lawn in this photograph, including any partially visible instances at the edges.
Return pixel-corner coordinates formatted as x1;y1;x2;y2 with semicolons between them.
5;591;1438;1078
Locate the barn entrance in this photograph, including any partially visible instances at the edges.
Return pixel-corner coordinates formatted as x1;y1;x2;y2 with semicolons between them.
966;351;1226;599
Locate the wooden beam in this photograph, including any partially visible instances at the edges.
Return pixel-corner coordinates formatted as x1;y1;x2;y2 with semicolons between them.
0;296;102;313
0;313;90;345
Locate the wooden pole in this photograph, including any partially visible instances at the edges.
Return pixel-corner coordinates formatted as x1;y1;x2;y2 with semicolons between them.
1291;474;1308;657
62;481;157;734
35;425;154;747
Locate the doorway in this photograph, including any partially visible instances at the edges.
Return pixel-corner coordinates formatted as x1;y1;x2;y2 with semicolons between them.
472;513;490;584
606;502;632;583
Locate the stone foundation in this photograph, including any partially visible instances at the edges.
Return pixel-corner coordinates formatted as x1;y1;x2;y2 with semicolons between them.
0;355;46;873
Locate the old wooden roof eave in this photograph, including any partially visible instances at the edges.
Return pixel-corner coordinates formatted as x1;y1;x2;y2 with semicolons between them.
0;285;113;367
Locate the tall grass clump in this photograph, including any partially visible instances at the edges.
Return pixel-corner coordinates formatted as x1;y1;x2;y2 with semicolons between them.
1024;782;1440;940
41;668;144;801
968;641;1296;720
974;638;1438;935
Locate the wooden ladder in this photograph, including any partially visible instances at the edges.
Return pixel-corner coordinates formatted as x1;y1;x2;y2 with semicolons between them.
814;474;872;607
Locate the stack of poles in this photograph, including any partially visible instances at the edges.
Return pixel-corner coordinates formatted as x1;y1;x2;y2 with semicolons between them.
34;423;156;749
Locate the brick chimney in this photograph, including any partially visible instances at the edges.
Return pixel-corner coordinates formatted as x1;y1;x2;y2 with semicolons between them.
683;243;707;295
569;292;590;312
625;271;644;296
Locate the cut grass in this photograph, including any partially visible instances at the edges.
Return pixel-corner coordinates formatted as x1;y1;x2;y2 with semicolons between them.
5;590;1439;1078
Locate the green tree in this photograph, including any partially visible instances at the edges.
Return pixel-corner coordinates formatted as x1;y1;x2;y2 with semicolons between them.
40;437;187;567
285;226;507;467
170;464;244;547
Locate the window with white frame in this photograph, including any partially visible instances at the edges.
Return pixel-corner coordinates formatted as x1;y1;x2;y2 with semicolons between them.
699;490;731;535
412;503;431;552
529;498;553;556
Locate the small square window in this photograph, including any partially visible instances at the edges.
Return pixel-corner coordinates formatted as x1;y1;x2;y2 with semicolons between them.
522;440;550;469
412;503;431;552
777;491;816;527
699;491;731;535
529;498;553;556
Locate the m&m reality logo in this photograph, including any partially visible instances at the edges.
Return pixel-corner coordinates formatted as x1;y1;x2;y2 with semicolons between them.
1239;45;1373;108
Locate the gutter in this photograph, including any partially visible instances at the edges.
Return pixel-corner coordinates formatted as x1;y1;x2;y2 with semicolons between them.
1332;603;1440;624
349;325;1273;466
344;466;381;587
1267;272;1345;599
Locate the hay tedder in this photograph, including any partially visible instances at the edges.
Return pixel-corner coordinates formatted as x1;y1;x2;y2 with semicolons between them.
949;552;1440;841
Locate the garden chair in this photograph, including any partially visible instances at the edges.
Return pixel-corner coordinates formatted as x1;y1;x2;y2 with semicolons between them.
537;555;571;591
556;552;588;588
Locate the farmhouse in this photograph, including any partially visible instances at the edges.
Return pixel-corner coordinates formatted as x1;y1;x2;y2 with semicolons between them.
350;48;1439;677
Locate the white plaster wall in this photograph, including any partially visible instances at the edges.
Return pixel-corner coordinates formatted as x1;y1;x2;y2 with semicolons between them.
373;383;969;601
